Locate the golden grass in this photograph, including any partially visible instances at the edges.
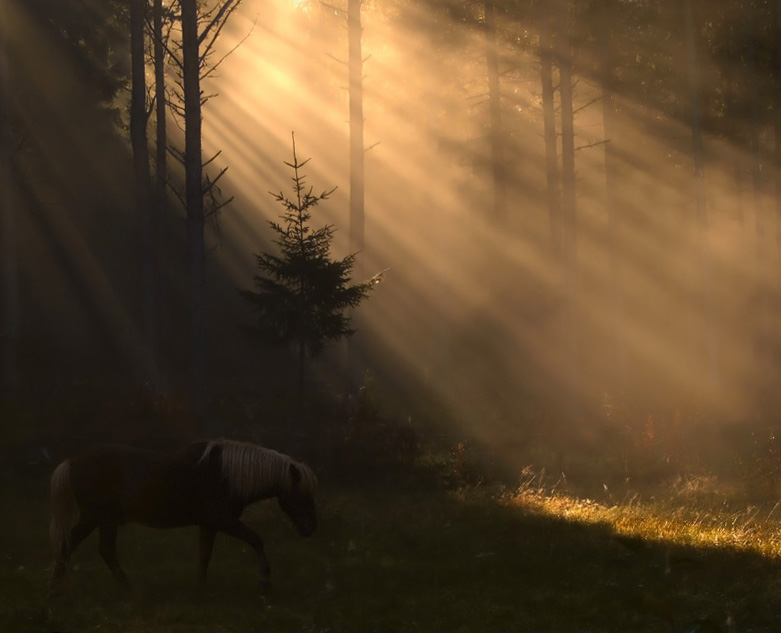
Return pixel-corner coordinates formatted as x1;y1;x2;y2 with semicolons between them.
507;473;781;560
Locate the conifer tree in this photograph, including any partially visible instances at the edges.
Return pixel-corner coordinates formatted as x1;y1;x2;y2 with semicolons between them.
241;135;382;394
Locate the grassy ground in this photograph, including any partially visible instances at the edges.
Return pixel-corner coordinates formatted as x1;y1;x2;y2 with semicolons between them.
3;467;781;632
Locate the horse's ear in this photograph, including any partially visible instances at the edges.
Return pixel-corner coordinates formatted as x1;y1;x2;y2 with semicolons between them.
289;463;302;487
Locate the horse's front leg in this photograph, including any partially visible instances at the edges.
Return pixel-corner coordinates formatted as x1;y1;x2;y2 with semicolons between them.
98;523;131;590
197;525;216;584
218;519;271;587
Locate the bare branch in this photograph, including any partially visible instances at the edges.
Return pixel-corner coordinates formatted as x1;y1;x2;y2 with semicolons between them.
200;0;243;61
201;25;254;81
327;53;348;66
573;95;603;116
320;2;347;16
575;139;609;152
167;144;185;165
198;0;240;46
203;150;223;169
167;176;187;209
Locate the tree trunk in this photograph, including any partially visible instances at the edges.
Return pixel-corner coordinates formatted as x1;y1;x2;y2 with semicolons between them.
684;0;717;388
130;0;158;389
347;0;364;393
539;10;561;260
747;0;764;256
152;0;167;385
556;0;579;419
153;0;168;199
557;0;576;267
0;3;19;393
776;0;781;251
181;0;208;422
600;0;626;385
348;0;364;256
484;0;505;224
298;339;306;399
746;0;770;394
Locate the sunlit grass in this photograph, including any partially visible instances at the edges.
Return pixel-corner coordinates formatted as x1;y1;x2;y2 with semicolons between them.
508;470;781;560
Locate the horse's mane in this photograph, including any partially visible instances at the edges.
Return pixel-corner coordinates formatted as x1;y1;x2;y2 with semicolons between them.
199;439;317;502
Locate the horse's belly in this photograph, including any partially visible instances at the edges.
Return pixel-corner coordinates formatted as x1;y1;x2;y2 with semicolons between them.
125;496;200;528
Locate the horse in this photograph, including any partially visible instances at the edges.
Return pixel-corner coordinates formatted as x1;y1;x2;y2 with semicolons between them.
49;438;317;593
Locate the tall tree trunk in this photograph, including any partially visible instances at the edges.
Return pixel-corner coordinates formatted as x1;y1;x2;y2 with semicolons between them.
347;0;364;393
130;0;158;389
556;0;579;420
181;0;207;422
539;11;561;260
684;0;717;388
0;2;19;393
153;0;168;199
746;0;770;394
601;0;626;386
484;0;505;224
747;0;764;257
348;0;364;256
153;0;167;385
776;0;781;251
557;0;576;267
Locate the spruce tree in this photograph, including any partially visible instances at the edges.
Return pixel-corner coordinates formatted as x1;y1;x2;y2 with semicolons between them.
241;135;382;394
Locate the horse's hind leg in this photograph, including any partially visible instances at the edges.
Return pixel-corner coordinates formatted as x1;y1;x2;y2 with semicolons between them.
98;523;131;589
197;525;216;584
50;518;96;594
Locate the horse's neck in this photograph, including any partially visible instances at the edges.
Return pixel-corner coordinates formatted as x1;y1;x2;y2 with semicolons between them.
230;479;285;506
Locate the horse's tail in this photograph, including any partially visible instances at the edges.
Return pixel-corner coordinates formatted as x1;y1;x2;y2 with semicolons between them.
49;460;77;557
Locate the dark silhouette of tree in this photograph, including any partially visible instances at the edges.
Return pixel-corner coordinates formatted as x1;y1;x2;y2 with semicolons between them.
539;3;561;261
599;0;627;387
776;0;781;250
484;0;505;225
152;0;169;220
179;0;207;421
684;0;717;387
0;0;19;394
130;0;158;389
348;0;365;258
241;135;383;396
159;1;241;424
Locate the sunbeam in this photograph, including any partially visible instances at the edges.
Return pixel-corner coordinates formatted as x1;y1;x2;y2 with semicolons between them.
5;0;781;475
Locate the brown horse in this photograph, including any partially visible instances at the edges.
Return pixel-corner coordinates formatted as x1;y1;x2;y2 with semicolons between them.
49;439;317;593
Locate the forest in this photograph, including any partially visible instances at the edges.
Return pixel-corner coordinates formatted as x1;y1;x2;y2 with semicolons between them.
3;1;781;630
3;0;781;480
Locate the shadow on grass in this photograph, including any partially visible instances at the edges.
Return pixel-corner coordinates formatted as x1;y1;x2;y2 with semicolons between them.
2;472;781;633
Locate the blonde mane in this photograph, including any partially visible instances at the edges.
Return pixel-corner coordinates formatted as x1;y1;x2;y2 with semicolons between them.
200;439;317;503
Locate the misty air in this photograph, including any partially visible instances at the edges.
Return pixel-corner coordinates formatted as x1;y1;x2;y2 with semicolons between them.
2;1;781;631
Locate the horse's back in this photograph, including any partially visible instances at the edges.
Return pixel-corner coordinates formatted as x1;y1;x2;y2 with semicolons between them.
68;442;221;527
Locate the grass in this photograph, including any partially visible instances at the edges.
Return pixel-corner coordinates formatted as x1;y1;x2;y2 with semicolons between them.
3;465;781;632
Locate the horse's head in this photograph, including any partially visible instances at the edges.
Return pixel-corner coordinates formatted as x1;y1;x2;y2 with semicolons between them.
278;463;317;537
